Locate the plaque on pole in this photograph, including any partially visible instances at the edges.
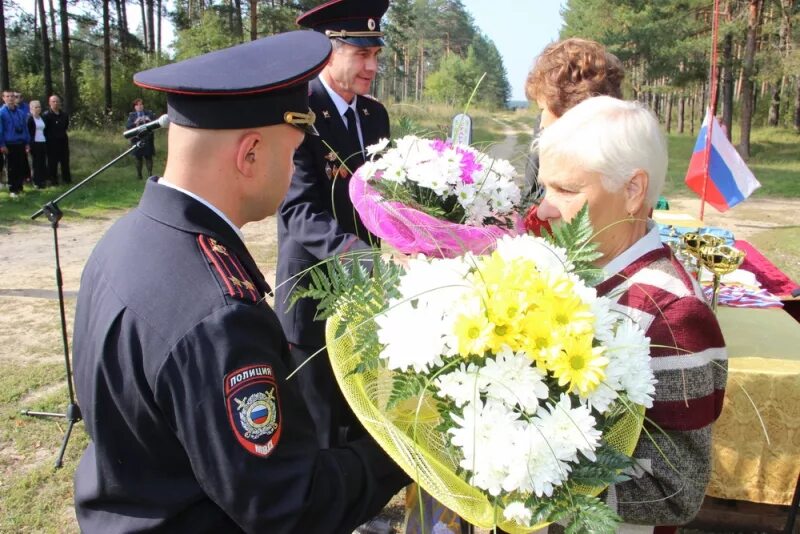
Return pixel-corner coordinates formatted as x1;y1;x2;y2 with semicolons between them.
450;113;472;145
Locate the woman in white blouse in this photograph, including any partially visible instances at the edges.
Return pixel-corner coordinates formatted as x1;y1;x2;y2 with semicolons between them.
26;100;49;189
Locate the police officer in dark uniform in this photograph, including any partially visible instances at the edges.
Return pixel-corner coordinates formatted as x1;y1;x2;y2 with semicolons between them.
72;31;407;533
275;0;390;450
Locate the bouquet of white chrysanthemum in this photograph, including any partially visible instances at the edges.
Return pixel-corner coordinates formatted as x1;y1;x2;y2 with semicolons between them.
294;207;655;533
349;135;523;257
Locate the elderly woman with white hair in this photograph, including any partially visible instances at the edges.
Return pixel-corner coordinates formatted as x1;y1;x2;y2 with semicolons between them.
534;95;728;532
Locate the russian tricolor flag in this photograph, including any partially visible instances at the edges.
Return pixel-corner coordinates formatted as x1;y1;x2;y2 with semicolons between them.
684;111;761;212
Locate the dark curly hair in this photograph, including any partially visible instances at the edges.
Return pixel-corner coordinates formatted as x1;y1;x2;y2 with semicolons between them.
525;38;624;118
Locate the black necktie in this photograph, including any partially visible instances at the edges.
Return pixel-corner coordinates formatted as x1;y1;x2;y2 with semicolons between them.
343;107;362;157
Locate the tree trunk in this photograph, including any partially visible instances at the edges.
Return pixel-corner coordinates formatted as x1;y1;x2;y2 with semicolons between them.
157;0;162;57
249;0;257;40
38;0;53;98
103;0;112;112
739;0;762;161
234;0;243;42
139;0;148;50
666;93;674;133
114;0;126;49
678;94;686;133
146;0;155;53
48;0;57;46
403;46;409;101
721;31;734;140
767;81;781;126
0;0;8;91
794;76;800;133
59;0;73;112
121;0;128;39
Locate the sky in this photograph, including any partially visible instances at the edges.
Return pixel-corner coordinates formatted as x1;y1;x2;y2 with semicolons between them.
461;0;566;101
17;0;565;102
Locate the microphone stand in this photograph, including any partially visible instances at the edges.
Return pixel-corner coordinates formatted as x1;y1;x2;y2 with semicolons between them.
21;138;145;469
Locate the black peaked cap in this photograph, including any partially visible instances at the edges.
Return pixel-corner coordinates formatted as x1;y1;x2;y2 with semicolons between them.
297;0;389;48
133;31;332;133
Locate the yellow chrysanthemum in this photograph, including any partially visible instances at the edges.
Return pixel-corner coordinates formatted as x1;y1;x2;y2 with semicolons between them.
548;291;595;338
518;309;560;366
453;311;492;358
548;334;609;395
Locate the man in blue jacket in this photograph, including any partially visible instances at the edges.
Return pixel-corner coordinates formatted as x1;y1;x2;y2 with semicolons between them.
72;31;407;533
0;89;31;197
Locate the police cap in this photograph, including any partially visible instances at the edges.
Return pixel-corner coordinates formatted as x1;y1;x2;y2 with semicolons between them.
297;0;389;48
133;31;332;135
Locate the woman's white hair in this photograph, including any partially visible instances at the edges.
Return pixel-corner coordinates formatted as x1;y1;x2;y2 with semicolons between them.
538;96;668;208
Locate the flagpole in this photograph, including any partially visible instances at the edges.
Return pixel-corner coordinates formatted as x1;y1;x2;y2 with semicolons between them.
700;0;721;222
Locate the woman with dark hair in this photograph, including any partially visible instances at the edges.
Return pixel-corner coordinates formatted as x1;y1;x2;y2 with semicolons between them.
522;38;624;208
126;98;156;180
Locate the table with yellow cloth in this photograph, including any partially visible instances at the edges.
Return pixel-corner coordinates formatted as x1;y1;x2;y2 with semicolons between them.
708;306;800;505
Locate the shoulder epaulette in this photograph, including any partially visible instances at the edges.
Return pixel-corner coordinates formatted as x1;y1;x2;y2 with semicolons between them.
197;234;260;303
362;93;380;102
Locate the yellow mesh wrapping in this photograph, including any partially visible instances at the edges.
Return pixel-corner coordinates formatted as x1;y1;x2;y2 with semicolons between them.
326;309;645;533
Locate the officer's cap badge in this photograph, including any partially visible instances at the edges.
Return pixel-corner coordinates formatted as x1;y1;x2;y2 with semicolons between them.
224;364;281;458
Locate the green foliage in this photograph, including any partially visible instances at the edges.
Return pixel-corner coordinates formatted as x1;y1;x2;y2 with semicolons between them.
290;254;404;378
424;53;484;107
524;486;621;533
387;373;431;411
381;0;511;107
570;443;635;487
563;494;621;534
174;11;241;61
541;205;604;286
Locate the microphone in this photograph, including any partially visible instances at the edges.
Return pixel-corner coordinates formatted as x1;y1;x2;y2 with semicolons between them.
123;114;169;139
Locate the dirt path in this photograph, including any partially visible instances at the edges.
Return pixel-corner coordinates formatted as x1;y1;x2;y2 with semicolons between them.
0;214;279;366
486;118;520;163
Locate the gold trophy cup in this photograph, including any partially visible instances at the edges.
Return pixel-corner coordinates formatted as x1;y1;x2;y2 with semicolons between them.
698;244;746;311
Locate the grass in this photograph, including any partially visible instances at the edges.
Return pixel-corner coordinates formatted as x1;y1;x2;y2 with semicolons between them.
663;127;800;199
0;362;87;533
749;226;800;284
0;128;166;227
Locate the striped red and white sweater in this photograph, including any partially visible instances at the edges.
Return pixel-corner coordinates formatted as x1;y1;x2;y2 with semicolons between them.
595;244;728;533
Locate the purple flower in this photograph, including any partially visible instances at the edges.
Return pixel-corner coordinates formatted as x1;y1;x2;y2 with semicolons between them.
457;148;482;185
431;138;451;154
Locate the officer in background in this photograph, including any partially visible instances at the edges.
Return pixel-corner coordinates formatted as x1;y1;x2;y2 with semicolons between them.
72;31;407;533
275;0;390;450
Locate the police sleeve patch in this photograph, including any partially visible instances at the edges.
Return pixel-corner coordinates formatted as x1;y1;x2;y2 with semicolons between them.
224;364;282;458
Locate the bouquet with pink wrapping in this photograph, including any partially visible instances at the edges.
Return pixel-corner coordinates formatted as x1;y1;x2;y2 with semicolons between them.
349;136;523;258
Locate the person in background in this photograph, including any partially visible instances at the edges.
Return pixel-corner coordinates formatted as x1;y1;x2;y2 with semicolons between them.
0;89;32;198
522;38;624;208
15;92;30;117
275;0;391;450
27;100;49;189
533;96;727;532
126;98;156;180
71;31;408;533
43;94;71;184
